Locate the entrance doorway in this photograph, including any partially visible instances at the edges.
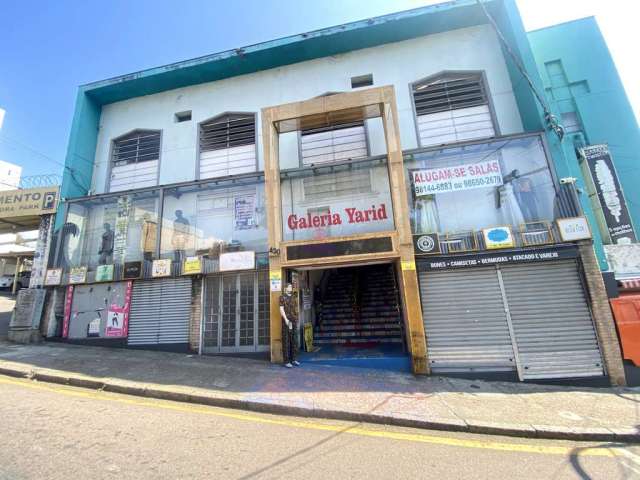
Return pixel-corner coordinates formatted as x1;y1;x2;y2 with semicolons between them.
201;271;270;353
290;262;409;370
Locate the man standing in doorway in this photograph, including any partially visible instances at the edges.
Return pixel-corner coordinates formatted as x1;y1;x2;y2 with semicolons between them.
280;283;301;368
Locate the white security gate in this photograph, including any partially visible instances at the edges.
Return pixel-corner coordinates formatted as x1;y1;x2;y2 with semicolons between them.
500;262;604;379
419;267;517;373
202;271;269;353
419;260;604;380
128;277;192;346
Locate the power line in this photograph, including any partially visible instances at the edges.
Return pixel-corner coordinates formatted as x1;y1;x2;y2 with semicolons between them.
0;134;91;192
475;0;565;141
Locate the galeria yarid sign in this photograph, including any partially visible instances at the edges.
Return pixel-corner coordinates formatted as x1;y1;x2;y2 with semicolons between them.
287;204;389;231
411;160;502;196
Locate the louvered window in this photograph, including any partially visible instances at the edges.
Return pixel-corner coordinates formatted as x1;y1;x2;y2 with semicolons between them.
199;114;256;180
302;169;371;202
110;130;160;192
413;73;495;147
301;121;368;166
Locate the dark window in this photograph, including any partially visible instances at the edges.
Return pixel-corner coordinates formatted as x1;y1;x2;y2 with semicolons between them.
199;114;255;152
175;111;192;123
351;74;373;89
112;131;161;166
413;73;489;116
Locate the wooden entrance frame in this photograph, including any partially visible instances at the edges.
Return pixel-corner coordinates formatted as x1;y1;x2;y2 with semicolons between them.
262;86;428;374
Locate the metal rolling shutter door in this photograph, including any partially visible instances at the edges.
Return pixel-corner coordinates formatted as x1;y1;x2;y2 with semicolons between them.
128;278;192;345
500;261;604;380
419;267;516;373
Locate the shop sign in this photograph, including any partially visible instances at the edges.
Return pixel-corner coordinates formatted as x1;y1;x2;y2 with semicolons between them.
30;215;53;288
183;256;202;275
87;318;101;337
69;266;87;284
95;264;114;282
401;260;416;271
580;144;637;244
234;195;256;230
413;233;441;255
104;281;132;337
286;204;388;231
483;226;515;249
0;186;58;219
123;261;142;280
419;246;578;270
411;160;503;196
44;268;63;286
557;217;592;242
151;259;172;278
270;269;282;292
62;285;74;338
113;195;131;264
220;251;255;272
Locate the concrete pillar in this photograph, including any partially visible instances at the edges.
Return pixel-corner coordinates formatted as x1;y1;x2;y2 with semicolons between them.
578;240;626;386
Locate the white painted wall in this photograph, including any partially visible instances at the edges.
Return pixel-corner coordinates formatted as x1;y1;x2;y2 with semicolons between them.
0;160;21;191
93;24;524;194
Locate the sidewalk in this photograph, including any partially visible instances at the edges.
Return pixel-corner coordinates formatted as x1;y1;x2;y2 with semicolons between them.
1;341;639;442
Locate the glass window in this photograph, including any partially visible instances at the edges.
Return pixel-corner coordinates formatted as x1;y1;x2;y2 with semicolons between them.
160;180;268;262
405;135;556;235
412;72;495;147
281;158;395;242
198;114;256;180
62;189;160;271
300;121;368;166
110;130;160;192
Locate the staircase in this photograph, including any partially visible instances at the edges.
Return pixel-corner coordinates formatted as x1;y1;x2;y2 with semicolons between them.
314;265;403;346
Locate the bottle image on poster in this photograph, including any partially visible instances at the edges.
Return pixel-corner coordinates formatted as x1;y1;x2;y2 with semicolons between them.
594;160;622;222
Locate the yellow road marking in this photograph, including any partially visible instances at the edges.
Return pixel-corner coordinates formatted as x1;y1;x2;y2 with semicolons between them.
0;375;628;458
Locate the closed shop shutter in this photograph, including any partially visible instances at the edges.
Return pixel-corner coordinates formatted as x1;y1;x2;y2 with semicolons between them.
500;261;604;380
419;267;516;373
128;277;192;346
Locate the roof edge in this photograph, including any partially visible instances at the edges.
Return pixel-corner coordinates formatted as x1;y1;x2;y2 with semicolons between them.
80;0;483;93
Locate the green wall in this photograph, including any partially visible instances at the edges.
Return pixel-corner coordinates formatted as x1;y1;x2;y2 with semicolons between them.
529;17;640;269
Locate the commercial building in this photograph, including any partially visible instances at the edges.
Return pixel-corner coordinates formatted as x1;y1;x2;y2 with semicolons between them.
529;18;640;372
42;0;626;385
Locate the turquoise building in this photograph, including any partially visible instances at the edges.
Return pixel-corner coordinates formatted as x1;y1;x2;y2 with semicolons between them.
529;17;640;270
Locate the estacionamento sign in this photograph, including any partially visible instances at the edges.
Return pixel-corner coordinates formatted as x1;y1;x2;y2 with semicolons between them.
0;187;58;219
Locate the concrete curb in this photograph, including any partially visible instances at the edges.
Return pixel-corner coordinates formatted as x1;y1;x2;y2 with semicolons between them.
1;362;638;443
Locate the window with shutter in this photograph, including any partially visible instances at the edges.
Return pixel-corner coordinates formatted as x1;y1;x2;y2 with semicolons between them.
199;113;256;180
302;169;372;202
413;73;496;147
110;130;161;192
300;121;368;166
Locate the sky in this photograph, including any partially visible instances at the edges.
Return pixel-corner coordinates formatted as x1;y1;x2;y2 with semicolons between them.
0;0;638;180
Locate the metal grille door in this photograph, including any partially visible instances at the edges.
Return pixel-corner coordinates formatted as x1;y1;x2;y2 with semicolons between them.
202;272;269;353
221;276;237;348
500;261;604;380
420;268;516;373
128;278;192;346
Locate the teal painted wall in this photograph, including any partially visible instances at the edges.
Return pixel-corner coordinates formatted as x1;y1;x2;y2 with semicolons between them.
56;89;101;229
529;17;640;270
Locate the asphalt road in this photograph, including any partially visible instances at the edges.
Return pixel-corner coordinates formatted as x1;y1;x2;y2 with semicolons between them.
1;375;639;479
